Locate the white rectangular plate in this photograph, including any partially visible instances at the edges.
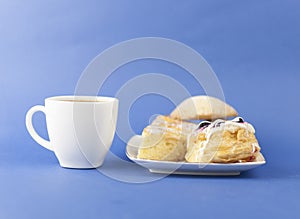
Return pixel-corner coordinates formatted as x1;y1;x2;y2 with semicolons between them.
126;135;266;176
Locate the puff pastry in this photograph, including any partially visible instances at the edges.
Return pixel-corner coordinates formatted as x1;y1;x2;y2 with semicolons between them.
137;115;197;161
185;117;261;163
170;96;238;120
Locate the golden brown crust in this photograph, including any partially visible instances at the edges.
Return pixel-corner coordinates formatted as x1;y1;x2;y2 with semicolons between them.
185;127;261;163
137;115;261;164
137;115;196;161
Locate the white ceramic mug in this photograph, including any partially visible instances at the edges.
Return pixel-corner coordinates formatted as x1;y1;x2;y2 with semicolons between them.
26;95;118;169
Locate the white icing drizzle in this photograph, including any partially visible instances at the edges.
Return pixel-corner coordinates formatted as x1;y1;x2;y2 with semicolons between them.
203;119;255;138
195;118;256;162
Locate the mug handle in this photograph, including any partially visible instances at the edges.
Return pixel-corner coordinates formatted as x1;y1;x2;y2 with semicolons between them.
25;105;53;151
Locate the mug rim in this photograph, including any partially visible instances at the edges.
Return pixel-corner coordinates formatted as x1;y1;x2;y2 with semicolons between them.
45;95;118;103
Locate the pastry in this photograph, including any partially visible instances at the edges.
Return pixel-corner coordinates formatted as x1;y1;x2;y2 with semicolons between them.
150;115;197;134
170;96;238;120
185;117;261;163
137;115;197;161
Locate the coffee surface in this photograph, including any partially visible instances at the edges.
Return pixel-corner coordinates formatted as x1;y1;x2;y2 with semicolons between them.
58;99;105;102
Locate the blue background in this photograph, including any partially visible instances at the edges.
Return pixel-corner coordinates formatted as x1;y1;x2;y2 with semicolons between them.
1;0;299;218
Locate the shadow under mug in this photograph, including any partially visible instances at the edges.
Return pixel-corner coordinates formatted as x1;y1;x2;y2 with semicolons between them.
26;95;119;169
